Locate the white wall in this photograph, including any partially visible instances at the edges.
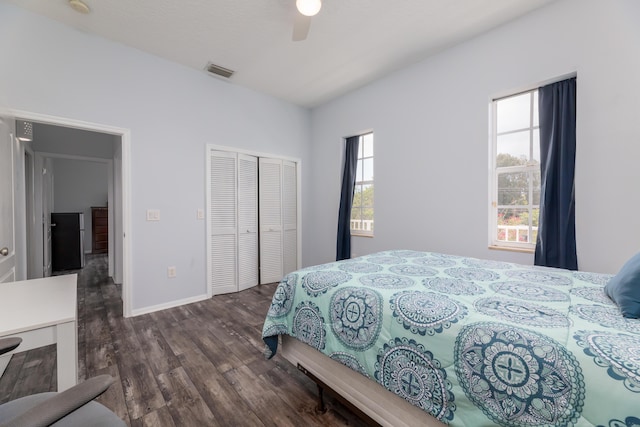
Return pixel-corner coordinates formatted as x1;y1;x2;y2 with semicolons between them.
53;159;108;213
0;2;310;312
53;158;108;252
307;0;640;274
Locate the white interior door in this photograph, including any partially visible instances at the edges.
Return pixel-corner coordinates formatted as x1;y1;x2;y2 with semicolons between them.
237;154;258;291
0;117;16;283
113;143;124;285
259;158;283;284
208;150;238;295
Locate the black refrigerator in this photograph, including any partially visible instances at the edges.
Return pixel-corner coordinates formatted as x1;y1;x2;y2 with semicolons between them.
51;212;85;271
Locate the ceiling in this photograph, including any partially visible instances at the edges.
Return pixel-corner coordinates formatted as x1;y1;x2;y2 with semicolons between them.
6;0;557;108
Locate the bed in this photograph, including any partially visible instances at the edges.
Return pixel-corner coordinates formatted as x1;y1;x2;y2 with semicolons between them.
262;250;640;427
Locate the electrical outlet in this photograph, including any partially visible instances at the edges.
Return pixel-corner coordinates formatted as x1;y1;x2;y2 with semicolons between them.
167;266;176;278
197;208;205;220
146;209;160;221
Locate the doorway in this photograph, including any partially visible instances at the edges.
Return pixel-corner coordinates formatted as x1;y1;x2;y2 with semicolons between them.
10;110;132;317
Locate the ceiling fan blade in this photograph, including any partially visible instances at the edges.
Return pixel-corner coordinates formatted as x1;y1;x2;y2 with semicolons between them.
292;13;311;41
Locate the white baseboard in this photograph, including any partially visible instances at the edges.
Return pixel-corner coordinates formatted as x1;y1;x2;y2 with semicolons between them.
130;293;209;317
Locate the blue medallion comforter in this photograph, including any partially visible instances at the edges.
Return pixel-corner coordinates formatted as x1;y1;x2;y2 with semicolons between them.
261;250;640;426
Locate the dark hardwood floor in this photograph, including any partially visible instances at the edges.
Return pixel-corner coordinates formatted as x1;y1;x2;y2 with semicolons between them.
0;255;368;426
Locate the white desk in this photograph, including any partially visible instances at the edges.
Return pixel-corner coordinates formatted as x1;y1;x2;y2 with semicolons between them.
0;274;78;391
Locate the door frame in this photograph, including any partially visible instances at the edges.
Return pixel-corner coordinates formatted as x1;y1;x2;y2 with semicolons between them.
34;154;54;277
5;108;133;317
0;117;16;283
23;146;36;279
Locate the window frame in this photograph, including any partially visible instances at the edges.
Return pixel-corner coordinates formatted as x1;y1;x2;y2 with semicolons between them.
350;132;374;237
489;89;540;252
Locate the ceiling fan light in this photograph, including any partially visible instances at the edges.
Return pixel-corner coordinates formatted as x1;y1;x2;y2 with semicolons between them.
296;0;321;17
68;0;90;14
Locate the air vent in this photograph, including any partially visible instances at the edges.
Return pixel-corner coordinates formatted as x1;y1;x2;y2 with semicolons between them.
205;62;234;79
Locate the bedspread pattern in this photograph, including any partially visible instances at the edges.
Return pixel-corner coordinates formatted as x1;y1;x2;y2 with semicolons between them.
262;250;640;426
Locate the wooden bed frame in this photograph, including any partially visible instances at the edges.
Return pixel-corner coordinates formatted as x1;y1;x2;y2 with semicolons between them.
281;335;446;427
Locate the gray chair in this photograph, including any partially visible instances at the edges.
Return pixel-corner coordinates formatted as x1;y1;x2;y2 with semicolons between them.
0;338;125;427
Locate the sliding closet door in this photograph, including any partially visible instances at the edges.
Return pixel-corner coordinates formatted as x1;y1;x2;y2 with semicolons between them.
282;160;298;276
259;158;283;284
208;150;238;295
237;154;259;291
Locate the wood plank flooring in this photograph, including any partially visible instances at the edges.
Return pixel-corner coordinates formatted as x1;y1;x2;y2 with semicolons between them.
0;255;368;426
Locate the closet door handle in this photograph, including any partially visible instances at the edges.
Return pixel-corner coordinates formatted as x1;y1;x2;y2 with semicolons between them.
0;247;9;257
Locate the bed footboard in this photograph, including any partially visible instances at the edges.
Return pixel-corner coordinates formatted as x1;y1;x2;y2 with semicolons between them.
281;336;446;427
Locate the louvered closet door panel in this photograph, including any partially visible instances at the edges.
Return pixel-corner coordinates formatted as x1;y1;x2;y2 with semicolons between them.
260;231;282;283
210;235;237;293
282;160;298;275
259;158;283;284
210;151;237;234
208;150;238;295
238;233;258;290
259;159;282;230
238;154;258;291
283;229;297;276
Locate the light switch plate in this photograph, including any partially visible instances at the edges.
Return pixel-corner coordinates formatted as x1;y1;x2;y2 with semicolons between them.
197;208;205;220
146;209;160;221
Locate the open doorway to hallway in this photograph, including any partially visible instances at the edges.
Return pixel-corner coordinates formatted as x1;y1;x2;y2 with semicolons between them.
26;123;118;279
11;111;131;317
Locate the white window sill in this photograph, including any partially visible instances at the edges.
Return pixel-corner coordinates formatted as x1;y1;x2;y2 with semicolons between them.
488;245;534;254
352;233;374;238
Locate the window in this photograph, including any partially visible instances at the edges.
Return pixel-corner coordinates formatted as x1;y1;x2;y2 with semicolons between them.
351;132;374;236
490;90;540;250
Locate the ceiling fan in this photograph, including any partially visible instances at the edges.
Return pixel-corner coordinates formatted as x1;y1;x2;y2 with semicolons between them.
292;0;322;41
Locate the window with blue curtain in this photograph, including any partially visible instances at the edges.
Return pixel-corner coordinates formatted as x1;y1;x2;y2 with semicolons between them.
336;132;374;261
534;77;577;270
336;135;362;261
